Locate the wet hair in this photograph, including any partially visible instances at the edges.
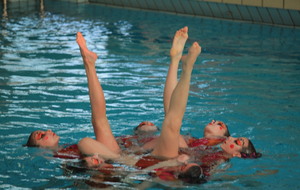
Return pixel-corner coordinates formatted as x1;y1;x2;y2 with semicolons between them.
23;132;38;147
241;140;262;159
80;159;90;168
178;165;207;184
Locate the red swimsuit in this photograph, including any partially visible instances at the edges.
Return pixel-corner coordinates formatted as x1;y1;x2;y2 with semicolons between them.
187;137;226;147
53;144;81;159
200;151;227;176
135;155;178;181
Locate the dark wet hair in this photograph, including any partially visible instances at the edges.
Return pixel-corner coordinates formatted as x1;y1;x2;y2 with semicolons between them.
23;132;38;147
241;140;262;159
178;165;207;184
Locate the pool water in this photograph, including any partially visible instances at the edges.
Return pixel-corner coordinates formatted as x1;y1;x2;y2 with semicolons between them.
1;0;300;189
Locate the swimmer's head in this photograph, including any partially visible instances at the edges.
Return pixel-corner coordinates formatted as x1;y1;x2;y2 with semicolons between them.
240;139;262;159
134;121;159;135
25;130;60;148
81;154;115;175
221;137;262;159
82;154;106;168
177;163;206;184
204;120;230;138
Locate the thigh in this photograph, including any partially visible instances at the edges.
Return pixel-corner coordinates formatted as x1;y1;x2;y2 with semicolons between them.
78;137;120;160
151;116;181;158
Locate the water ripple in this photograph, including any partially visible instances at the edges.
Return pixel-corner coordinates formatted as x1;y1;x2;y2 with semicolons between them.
1;1;300;189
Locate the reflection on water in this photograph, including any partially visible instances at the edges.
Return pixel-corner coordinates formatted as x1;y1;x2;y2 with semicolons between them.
0;0;300;189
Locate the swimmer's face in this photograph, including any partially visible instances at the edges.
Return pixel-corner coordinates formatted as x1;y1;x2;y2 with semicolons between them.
221;137;249;157
29;130;60;147
135;121;158;134
83;155;105;168
204;120;229;137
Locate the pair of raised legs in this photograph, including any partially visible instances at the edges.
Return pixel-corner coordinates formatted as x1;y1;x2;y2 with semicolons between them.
77;26;201;160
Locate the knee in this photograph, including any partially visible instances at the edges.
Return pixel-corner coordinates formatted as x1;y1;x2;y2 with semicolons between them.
78;137;94;150
78;137;93;144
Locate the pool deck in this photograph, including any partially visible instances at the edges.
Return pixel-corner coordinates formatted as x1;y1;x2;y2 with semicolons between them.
3;0;300;27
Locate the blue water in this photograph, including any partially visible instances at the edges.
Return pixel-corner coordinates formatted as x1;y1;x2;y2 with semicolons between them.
1;0;300;189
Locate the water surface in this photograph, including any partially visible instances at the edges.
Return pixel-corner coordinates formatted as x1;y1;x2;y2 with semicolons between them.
0;0;300;189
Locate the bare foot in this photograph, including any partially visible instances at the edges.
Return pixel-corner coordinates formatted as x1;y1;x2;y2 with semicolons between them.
182;42;201;71
170;26;188;62
76;32;98;66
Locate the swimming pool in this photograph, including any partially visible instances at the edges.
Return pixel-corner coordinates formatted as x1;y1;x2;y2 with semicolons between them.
1;0;300;189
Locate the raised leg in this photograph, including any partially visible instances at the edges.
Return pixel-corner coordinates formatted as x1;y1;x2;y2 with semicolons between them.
152;42;201;159
164;26;188;115
76;32;120;155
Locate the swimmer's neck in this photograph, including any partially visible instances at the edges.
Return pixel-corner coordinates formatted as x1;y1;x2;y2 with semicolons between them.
204;135;226;139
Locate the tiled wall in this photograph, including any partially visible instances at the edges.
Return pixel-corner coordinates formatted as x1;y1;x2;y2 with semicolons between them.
3;0;300;27
2;0;41;15
87;0;300;27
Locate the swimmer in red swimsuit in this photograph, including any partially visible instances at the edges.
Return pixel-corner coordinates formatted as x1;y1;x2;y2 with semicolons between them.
24;120;157;159
24;32;122;160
